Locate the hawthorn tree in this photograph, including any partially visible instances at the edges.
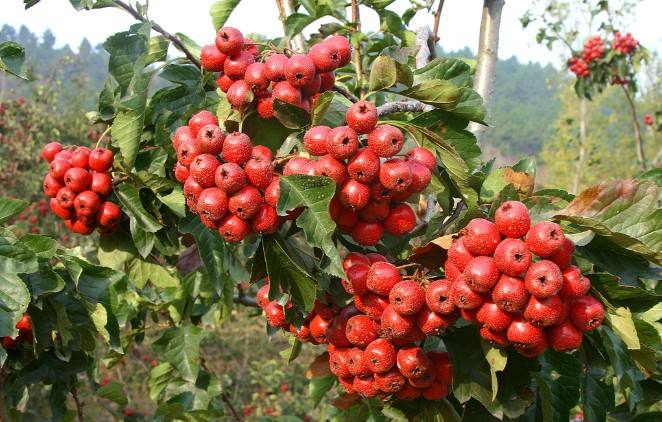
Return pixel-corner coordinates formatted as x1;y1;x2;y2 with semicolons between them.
0;1;660;421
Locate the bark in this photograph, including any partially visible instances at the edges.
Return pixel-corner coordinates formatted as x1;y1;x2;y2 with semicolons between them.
572;98;588;194
280;0;306;53
620;85;647;170
469;0;505;140
351;0;364;89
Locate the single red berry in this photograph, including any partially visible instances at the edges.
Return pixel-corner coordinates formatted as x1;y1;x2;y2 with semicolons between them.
343;262;370;295
56;187;76;209
264;177;280;208
383;203;416;235
337;376;355;394
525;221;565;257
416;307;454;336
326;35;352;66
353;375;379;398
368;125;404;157
97;202;121;227
309;314;330;343
214;162;246;194
309;42;341;73
422;382;448;401
494;200;531;238
74;191;101;217
264;53;289;82
190;154;221;188
425;279;456;314
228;186;262;220
389;281;426;315
354;293;388;319
314;154;348;186
379;158;412;192
347;148;380;183
50;198;73;220
477;300;513;331
244;157;274;189
222;132;253;165
216;74;234;93
359;201;390;223
347;347;371;376
408;370;436;389
16;314;31;332
272;81;302;106
396;346;431;379
524;295;565;327
346;315;379;347
479;325;510;347
548;320;583;352
408;160;432;193
559;266;591;300
339;179;370;210
405;147;436;170
334;206;358;232
462;218;501;256
427;352;453;385
365;338;396;373
215;27;244;55
380;304;415;340
343;252;370;271
303;126;330;156
492;275;529;312
493;238;532;276
63;167;91;194
227;80;253;109
172;126;194;150
463;256;500;293
49;159;73;182
70;146;90;169
450;275;484;309
188;110;219;138
326;126;359;160
351;221;383;246
177;141;202;167
301;73;322;97
548;236;575;269
200;44;226;72
256;283;270;308
90;172;113;197
447;237;475;271
444;260;462;283
252;204;279;234
283;157;312;176
256;93;275;119
264;300;287;328
184;177;204;205
284;54;316;88
252;145;273;161
42;142;63;162
197;187;229;221
369;182;393;202
395;382;422;400
346;100;378;134
243;62;269;90
366;261;401;296
43;174;64;197
506;317;546;354
319;71;335;92
569;296;604;331
374;367;406;393
197;124;225;155
524;260;563;298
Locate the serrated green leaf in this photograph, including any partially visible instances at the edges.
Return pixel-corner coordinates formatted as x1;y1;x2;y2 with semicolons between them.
210;0;241;30
146;35;169;64
310;91;335;126
22;263;65;299
0;41;28;80
369;55;397;92
277;175;344;279
115;183;162;233
537;350;581;422
599;325;644;410
279;336;302;363
273;99;311;129
285;13;317;38
580;340;614;422
152;326;206;383
414;57;473;88
179;215;228;296
607;307;641;350
482;343;507;401
0;197;28;224
0;273;30;338
309;374;335;407
97;381;128;405
157;186;186;217
18;234;57;259
127;257;179;289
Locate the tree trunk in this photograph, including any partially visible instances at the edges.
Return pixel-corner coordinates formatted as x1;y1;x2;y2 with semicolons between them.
572;98;588;194
469;0;505;142
620;85;647;170
278;0;305;52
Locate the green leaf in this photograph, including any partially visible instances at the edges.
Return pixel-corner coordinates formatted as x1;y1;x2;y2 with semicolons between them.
414;58;473;88
146;35;169;64
242;111;296;153
97;381;128;406
0;273;30;337
277;175;344;279
0;239;38;273
606;307;641;350
580;339;615;422
209;0;241;30
127;258;179;289
174;33;202;60
536;350;581;422
310;91;335;126
279;336;302;363
273;99;311;129
179;216;228;296
115;183;162;233
262;236;317;311
0;41;28;80
285;13;317;38
369;55;397;92
481;343;507;401
22;263;65;299
555;179;662;265
400;80;461;106
599;326;644;410
309;374;335;407
0;197;28;224
19;234;57;259
480;166;535;203
152;326;206;383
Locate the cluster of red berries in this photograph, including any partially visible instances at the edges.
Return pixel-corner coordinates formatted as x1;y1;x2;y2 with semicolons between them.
173;110;281;242
41;142;121;235
2;314;32;350
444;200;605;357
612;31;638;55
568;57;590;78
643;113;654;126
201;26;350;116
582;36;605;62
282;100;434;245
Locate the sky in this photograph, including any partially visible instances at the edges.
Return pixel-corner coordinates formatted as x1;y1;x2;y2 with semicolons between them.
2;0;661;67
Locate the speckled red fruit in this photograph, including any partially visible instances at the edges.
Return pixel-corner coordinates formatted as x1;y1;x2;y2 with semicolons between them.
380;304;415;340
223;51;255;79
354;293;388;319
335;207;358;232
243;62;269;90
252;204;279;234
264;53;288;81
49;159;72;182
188;111;219;138
218;214;251;242
90;172;112;197
177;141;202;167
256;284;270;308
444;260;462;283
494;200;531;238
63;167;91;193
215;27;244;55
326;126;359;160
303;126;330;156
463;256;500;292
506;317;546;352
200;44;226;71
397;346;431;379
379;159;412;192
56;187;76;209
389;281;425;315
339;179;370;210
346;100;378;134
314;154;348;185
256;94;275;118
228;186;262;220
222;132;252;165
244;157;273;190
383;203;416;235
406;147;436;170
480;325;510;347
525;221;565;257
264;300;287;327
272;81;302;106
172;126;194;150
264;178;280;207
365;338;396;373
450;276;484;309
448;237;475;271
352;221;383;246
368;125;404;157
493;238;532;276
227;80;252;109
301;73;322;97
347;348;371;376
214;163;246;194
197;187;228;221
337;376;354;393
326;35;352;66
353;375;379;398
477;300;513;331
416;307;454;336
284;54;316;88
216;74;234;92
97;202;121;227
346;315;378;347
366;261;401;296
359;201;390;223
559;266;591;300
283;157;311;176
42;142;63;162
343;252;371;271
408;160;432;193
374;367;405;393
309;42;341;73
395;383;422;400
549;236;575;269
70;147;90;168
309;314;330;343
343;263;370;295
190;154;220;188
50;198;73;220
525;260;563;298
366;253;387;264
569;296;604;331
548;320;583;352
492;275;529;312
89;148;113;172
348;148;380;183
425;279;455;314
74;191;101;217
462;218;501;256
319;71;335;92
183;177;204;204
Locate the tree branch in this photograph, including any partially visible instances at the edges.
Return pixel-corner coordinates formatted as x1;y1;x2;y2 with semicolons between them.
333;84;359;103
415;26;433;68
112;0;201;67
377;101;430;116
233;294;259;308
71;385;84;422
277;0;306;53
351;0;364;91
432;0;445;41
619;84;647;170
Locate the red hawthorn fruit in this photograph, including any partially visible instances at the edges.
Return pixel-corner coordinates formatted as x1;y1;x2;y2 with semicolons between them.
335;207;358;232
50;198;73;220
416;307;453;336
200;44;226;71
548;320;583;352
346;100;378;134
463;256;500;293
309;314;331;343
347;148;380;183
174;163;191;183
172;126;194;150
354;294;388;319
479;325;510;347
368;125;404;158
494;200;531;239
223;51;255;79
177;141;202;167
43;173;64;197
214;162;247;194
256;284;270;308
369;182;394;202
319;71;335;92
301;73;322;97
477;300;513;331
326;36;352;66
366;261;401;296
303;126;331;156
315;154;348;185
462;218;502;256
343;262;370;295
337;376;355;394
425;279;456;314
227;80;252;108
444;260;462;283
548;236;575;269
88;148;114;172
264;53;289;81
90;172;113;197
569;296;605;331
492;274;529;312
448;237;475;271
525;221;565;257
422;382;448;400
351;221;383;246
450;276;484;309
74;191;101;217
49;159;73;182
243;62;269;90
353;375;379;398
197;124;225;155
408;160;432;193
366;253;387;264
389;280;426;316
215;27;244;55
383;203;416;235
395;382;422;400
97;202;121;227
42;142;63;162
190;153;221;188
493;238;532;276
405;147;436;170
244;157;274;189
197;187;229;221
396;346;431;379
428;352;452;385
374;367;406;393
56;187;76;209
347;348;371;377
264;300;288;328
359;201;390;223
365;338;397;373
70;147;90;168
272;81;302;107
70;219;95;235
345;315;379;347
559;266;591;300
228;186;262;220
524;260;563;298
216;74;235;93
188;110;219;138
380;304;415;340
16;314;31;332
506;317;546;353
309;42;341;73
264;178;280;207
326;126;359;160
284;54;316;88
379;159;412;192
252;204;279;234
256;94;275;118
222;132;253;165
339;179;370;210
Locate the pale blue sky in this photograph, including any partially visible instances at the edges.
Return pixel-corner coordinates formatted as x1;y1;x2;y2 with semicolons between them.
2;0;661;67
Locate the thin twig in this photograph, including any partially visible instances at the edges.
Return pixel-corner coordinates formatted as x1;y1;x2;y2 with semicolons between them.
71;385;84;421
233;294;259;308
350;0;364;95
222;392;241;421
112;0;201;67
333;84;359;103
432;0;445;41
619;84;647;170
377;100;431;116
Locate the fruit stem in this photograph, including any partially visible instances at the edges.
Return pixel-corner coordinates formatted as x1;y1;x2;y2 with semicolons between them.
95;125;112;149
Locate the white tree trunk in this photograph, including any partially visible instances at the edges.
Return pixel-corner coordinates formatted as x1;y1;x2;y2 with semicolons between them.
469;0;505;141
281;0;306;52
572;98;588;194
